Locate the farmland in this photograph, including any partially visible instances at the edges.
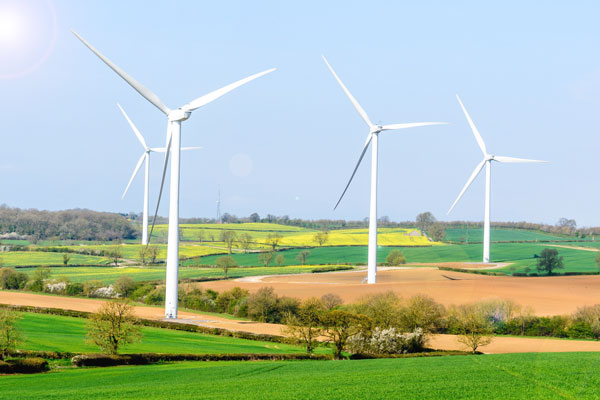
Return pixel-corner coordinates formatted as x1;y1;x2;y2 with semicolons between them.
1;353;599;399
0;251;110;267
14;312;315;355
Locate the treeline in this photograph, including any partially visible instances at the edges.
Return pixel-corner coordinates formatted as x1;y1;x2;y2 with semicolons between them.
0;206;137;241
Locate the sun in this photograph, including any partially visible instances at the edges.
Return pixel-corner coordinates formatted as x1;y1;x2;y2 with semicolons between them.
0;10;22;44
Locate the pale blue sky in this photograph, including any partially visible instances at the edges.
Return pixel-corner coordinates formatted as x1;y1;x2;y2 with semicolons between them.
1;0;599;226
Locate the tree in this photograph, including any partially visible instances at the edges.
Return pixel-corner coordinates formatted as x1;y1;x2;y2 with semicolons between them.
321;310;371;359
107;246;123;267
197;230;204;243
536;248;564;275
296;250;311;265
216;256;237;278
450;303;494;353
113;276;136;297
220;230;237;254
282;297;325;354
399;294;445;334
249;213;260;222
313;231;329;247
147;246;160;264
238;233;253;253
321;293;343;310
138;247;148;266
27;267;52;292
385;250;406;266
62;253;71;266
275;253;285;267
87;300;142;354
428;223;446;242
266;233;283;251
258;251;274;267
352;292;402;329
557;218;577;235
0;308;21;360
416;212;436;232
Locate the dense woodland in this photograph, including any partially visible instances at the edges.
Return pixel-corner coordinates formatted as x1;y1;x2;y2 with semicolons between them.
0;206;136;241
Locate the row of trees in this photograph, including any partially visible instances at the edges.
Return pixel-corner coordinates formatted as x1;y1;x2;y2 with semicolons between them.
0;206;136;241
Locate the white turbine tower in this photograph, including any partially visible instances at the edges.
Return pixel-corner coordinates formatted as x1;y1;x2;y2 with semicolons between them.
73;31;275;318
323;56;447;284
448;95;548;263
117;104;202;245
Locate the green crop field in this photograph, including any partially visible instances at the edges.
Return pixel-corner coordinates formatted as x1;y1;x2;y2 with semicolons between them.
15;312;316;355
194;243;599;274
1;352;599;399
16;264;335;284
0;251;110;267
443;227;576;243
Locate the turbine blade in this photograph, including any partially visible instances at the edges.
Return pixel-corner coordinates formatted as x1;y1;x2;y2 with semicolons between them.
150;147;166;152
334;133;373;210
322;56;373;128
147;123;173;244
381;122;448;132
180;68;276;112
456;94;487;156
447;159;486;214
181;146;203;151
121;153;146;199
72;31;171;115
494;155;549;163
117;103;148;150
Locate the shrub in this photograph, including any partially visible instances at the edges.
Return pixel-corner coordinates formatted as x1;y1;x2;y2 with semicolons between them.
66;282;84;296
0;357;48;374
571;304;600;339
348;327;425;355
0;268;28;289
352;292;402;329
311;266;353;273
398;294;445;335
247;287;279;322
83;280;106;296
144;288;165;305
129;284;154;301
321;293;343;310
113;276;136;297
215;287;249;315
386;250;406;266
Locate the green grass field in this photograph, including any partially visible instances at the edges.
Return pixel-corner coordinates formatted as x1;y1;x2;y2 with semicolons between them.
194;243;598;274
1;352;599;399
0;251;110;267
443;227;577;243
15;312;314;355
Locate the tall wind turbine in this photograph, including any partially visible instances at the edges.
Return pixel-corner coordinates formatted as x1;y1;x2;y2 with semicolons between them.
448;95;548;263
117;104;202;246
323;56;447;284
73;31;275;318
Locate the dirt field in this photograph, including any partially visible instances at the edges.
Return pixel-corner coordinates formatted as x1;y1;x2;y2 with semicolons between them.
200;267;600;316
2;290;600;354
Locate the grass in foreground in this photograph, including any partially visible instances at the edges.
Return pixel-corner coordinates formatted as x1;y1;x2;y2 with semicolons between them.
1;353;599;399
15;312;315;355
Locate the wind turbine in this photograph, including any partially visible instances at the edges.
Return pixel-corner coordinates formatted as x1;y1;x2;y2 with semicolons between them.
447;95;548;263
117;103;202;246
323;56;447;284
73;31;275;318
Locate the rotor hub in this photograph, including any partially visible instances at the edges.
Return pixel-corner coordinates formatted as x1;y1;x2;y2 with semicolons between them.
370;125;383;134
168;109;191;122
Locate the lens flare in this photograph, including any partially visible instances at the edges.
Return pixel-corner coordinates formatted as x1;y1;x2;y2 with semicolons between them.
0;0;57;80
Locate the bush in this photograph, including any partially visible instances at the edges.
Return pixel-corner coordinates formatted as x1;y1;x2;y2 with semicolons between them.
311;266;353;273
352;292;402;329
144;288;165;305
348;327;425;355
66;282;84;296
386;250;406;266
129;284;154;301
0;357;49;374
215;287;249;315
0;268;28;289
113;276;136;297
83;280;106;296
72;353;330;367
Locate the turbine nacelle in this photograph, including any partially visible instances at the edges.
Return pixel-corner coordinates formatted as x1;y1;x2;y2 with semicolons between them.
168;109;191;122
486;154;495;161
370;125;383;134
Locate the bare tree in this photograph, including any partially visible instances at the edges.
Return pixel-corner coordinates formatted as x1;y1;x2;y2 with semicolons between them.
86;300;142;354
258;251;274;267
275;253;285;267
296;250;311;265
216;256;238;278
107;246;123;267
238;233;253;253
266;233;283;251
313;231;329;247
450;303;494;353
0;308;21;360
282;298;324;354
220;230;237;254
